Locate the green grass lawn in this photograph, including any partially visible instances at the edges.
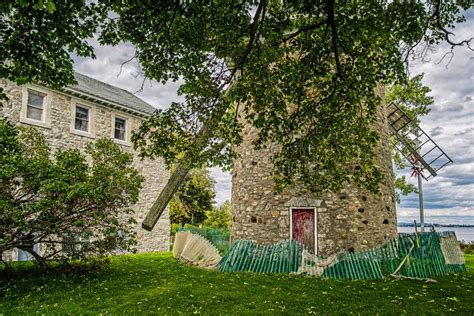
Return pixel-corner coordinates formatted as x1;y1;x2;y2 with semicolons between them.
1;253;473;315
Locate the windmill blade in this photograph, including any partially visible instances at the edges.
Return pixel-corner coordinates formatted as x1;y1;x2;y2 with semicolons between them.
387;103;453;180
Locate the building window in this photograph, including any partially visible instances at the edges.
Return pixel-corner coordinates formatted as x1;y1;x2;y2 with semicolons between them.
17;243;40;262
26;90;45;121
20;86;51;128
114;117;127;141
62;233;90;256
70;100;95;138
75;105;90;132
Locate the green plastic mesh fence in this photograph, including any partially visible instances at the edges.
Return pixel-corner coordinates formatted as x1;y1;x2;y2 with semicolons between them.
176;226;230;255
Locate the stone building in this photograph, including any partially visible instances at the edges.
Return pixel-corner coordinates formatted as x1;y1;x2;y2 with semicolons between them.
1;73;170;261
231;89;397;256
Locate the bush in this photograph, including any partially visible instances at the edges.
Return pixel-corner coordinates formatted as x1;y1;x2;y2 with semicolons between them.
0;119;144;267
203;200;232;229
460;242;474;254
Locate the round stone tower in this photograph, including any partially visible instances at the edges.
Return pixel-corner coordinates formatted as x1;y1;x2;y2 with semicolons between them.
231;89;397;256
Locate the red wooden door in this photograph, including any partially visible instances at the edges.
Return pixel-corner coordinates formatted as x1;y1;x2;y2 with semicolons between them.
291;208;315;252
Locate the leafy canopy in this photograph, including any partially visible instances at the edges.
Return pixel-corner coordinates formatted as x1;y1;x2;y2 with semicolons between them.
103;1;472;195
0;0;103;99
1;1;472;198
0;119;144;266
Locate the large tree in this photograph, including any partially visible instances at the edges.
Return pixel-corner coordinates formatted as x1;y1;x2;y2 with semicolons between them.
169;169;216;227
2;1;472;230
204;201;232;230
117;1;472;229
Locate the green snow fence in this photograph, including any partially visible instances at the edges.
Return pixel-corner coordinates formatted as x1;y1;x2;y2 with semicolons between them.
218;239;304;273
176;226;230;255
322;231;465;279
321;248;384;280
218;231;466;280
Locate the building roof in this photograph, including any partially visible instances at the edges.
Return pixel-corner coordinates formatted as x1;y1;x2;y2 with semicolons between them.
62;72;157;117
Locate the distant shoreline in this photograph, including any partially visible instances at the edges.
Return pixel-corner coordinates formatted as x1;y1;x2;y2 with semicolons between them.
398;223;474;228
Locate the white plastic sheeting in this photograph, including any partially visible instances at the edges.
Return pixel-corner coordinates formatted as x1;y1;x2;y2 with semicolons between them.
173;232;222;269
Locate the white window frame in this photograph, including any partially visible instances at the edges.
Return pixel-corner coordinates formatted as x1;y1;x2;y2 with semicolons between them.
111;113;131;146
13;233;41;261
16;243;40;262
289;206;318;254
70;99;96;138
20;86;52;129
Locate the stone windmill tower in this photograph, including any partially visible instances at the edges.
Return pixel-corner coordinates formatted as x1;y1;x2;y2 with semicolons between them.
231;88;397;256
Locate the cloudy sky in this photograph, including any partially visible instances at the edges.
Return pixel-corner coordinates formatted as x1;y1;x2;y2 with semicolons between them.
73;10;473;225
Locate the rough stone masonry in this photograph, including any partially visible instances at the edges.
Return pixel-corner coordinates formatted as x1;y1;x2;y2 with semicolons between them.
231;88;397;256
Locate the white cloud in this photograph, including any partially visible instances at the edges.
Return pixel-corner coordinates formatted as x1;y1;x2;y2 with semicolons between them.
73;37;183;110
397;10;474;224
210;167;232;206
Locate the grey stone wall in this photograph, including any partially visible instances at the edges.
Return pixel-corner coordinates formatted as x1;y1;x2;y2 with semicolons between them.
1;79;170;259
231;89;397;256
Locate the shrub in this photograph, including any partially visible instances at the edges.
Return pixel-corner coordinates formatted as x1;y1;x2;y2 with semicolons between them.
460;242;474;254
0;119;144;267
204;200;232;229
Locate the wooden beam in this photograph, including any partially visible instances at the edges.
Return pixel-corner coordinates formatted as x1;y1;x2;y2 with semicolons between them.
142;97;231;231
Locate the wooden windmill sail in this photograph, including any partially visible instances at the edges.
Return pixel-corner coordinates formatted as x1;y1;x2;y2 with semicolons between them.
387;102;453;179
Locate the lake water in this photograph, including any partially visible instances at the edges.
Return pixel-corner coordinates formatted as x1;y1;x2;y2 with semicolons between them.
397;226;474;243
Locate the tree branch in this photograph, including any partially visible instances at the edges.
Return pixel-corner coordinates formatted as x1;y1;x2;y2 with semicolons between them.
283;19;328;42
238;0;267;68
434;0;473;51
326;0;343;80
117;51;137;77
